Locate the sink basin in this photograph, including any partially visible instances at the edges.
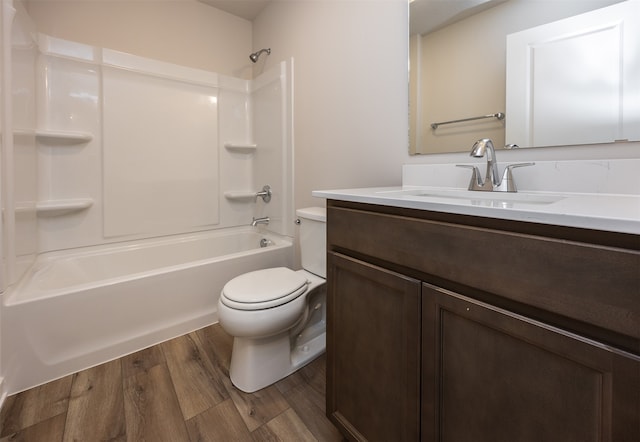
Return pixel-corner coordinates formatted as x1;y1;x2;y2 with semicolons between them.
377;188;565;207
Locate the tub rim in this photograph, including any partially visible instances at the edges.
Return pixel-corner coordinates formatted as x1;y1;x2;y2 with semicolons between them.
4;227;292;306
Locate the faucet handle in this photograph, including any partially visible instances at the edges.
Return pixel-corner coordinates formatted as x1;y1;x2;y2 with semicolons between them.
457;164;492;191
506;162;535;168
255;185;272;203
498;162;535;192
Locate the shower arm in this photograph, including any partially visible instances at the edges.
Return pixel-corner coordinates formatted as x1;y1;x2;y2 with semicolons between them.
249;48;271;63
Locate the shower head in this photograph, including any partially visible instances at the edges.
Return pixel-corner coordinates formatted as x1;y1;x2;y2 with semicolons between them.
249;48;271;63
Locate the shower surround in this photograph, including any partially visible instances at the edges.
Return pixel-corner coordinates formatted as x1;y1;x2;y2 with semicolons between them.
1;3;294;395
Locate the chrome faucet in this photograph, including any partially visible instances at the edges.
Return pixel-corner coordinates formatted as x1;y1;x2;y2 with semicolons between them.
457;138;534;192
251;216;270;226
471;138;500;187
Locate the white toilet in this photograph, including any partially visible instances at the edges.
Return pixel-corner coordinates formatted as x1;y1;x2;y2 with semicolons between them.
217;207;327;393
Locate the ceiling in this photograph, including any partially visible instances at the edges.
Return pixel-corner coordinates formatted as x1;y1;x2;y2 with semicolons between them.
198;0;270;21
410;0;506;36
198;0;504;35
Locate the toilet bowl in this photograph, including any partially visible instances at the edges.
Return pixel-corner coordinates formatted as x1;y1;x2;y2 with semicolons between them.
217;207;326;393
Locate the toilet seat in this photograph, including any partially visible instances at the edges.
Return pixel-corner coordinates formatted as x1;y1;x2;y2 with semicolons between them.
221;267;309;311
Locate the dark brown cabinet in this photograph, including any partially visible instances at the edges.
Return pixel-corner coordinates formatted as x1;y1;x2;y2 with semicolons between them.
422;282;639;442
325;200;640;442
327;252;421;441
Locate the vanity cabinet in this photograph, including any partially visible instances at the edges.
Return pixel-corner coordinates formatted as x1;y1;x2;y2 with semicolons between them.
325;200;639;442
327;252;421;441
422;283;638;442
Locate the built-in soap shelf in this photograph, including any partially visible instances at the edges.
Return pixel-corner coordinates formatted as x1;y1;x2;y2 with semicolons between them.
224;143;257;153
36;198;94;217
224;191;256;202
36;129;93;145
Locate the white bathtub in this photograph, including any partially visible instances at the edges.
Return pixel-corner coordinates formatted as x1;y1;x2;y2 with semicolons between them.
1;227;293;394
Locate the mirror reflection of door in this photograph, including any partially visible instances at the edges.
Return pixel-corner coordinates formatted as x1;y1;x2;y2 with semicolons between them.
506;0;640;148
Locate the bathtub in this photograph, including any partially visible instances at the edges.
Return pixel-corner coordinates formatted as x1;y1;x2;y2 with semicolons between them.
1;227;293;394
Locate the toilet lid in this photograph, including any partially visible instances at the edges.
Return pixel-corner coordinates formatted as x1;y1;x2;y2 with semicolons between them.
221;267;309;310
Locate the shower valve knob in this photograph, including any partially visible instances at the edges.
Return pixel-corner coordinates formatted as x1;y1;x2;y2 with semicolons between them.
256;185;272;203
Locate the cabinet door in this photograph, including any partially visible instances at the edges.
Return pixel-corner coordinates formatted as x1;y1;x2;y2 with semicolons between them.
422;282;640;442
327;252;421;441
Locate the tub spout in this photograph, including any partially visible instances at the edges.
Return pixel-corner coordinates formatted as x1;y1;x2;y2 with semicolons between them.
251;216;270;226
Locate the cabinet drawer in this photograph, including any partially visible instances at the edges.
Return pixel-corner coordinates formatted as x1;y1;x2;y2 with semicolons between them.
327;205;640;341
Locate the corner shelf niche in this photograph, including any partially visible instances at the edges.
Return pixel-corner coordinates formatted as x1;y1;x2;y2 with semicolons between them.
36;129;93;145
224;143;257;153
36;198;94;217
33;130;94;216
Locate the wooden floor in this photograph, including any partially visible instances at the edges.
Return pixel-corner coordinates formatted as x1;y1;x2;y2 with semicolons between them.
0;324;342;441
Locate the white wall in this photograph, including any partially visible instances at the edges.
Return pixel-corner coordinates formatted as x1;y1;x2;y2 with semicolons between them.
252;0;410;210
25;0;253;78
251;0;640;213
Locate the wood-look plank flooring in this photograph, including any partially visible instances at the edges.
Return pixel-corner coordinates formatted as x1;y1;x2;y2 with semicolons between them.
0;324;342;441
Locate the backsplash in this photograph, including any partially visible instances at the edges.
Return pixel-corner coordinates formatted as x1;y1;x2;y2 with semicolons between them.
403;158;640;195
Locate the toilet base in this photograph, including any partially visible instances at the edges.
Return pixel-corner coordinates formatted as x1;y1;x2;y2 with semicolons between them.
229;330;326;393
223;272;327;393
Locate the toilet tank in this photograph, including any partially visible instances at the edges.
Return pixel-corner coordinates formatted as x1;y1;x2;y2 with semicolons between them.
296;207;326;278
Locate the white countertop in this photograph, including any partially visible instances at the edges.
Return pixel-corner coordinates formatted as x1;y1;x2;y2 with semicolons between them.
312;186;640;235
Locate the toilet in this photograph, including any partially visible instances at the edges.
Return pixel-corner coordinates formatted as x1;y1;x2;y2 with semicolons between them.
217;207;327;393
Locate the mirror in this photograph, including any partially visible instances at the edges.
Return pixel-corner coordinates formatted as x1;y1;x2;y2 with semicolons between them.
409;0;631;155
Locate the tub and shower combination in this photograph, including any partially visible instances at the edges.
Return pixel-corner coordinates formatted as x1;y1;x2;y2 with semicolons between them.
3;228;293;394
2;17;295;395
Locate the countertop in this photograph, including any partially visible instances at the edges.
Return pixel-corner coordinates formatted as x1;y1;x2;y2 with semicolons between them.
312;186;640;235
